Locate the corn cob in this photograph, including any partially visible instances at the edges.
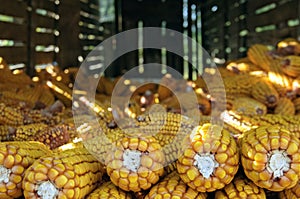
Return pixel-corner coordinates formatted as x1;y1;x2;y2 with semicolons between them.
281;55;300;77
226;57;263;74
277;38;300;56
0;90;34;107
274;97;295;115
177;123;239;192
0;141;51;198
267;59;293;97
9;123;48;141
81;120;126;164
158;74;177;100
240;126;300;191
38;85;55;107
279;180;300;199
222;74;261;99
214;176;266;199
231;96;267;116
221;110;300;138
247;44;272;71
293;97;300;114
18;85;44;105
251;79;279;107
106;134;165;192
145;171;207;199
22;147;105;199
0;71;32;85
86;181;132;199
47;80;72;107
0;103;24;126
134;112;197;165
30;124;71;150
0;125;12;141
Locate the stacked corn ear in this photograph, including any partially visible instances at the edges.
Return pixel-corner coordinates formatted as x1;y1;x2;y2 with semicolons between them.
177;123;239;192
251;78;279;108
105;134;165;192
240;126;300;191
22;147;105;199
144;171;207;199
279;181;300;199
274;97;295;115
0;141;51;198
231;96;267;116
214;176;266;199
247;44;272;72
86;181;132;199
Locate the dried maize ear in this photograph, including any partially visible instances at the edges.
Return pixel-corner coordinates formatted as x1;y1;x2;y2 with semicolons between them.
31;124;71;150
145;171;207;199
0;103;24;126
81;121;126;163
251;79;279;107
247;44;272;71
194;76;208;91
240;126;300;191
281;55;300;77
135;112;196;166
274;97;295;115
226;57;263;74
221;110;300;137
106;134;165;192
277;38;300;56
0;125;12;141
38;85;55;107
279;181;300;199
10;123;48;141
231;96;267;116
22;147;105;199
214;176;266;199
86;181;132;199
0;141;51;198
177;123;239;192
268;59;293;97
158;74;177;100
47;80;72;107
293;97;300;114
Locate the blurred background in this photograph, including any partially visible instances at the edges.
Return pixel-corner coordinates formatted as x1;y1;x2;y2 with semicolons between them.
0;0;299;79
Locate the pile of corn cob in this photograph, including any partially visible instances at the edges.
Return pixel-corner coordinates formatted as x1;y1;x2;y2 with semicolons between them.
0;37;300;199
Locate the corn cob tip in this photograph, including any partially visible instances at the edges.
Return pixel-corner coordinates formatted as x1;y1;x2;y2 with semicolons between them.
36;181;59;199
0;165;11;183
193;153;219;179
123;149;142;172
266;150;291;179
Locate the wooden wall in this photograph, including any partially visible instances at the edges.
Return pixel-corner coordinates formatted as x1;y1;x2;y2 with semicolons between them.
201;0;300;60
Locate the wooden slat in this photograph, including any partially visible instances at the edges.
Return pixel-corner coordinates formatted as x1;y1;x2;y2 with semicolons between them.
33;33;55;45
0;47;27;64
33;0;56;12
80;2;99;15
247;26;298;45
80;39;101;46
0;22;27;41
34;52;55;64
247;0;277;13
0;0;27;17
247;1;298;30
34;15;55;28
79;26;101;35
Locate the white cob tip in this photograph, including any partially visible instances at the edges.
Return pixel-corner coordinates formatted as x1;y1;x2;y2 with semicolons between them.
194;153;219;179
123;149;142;172
267;150;291;179
0;165;11;184
37;181;59;199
